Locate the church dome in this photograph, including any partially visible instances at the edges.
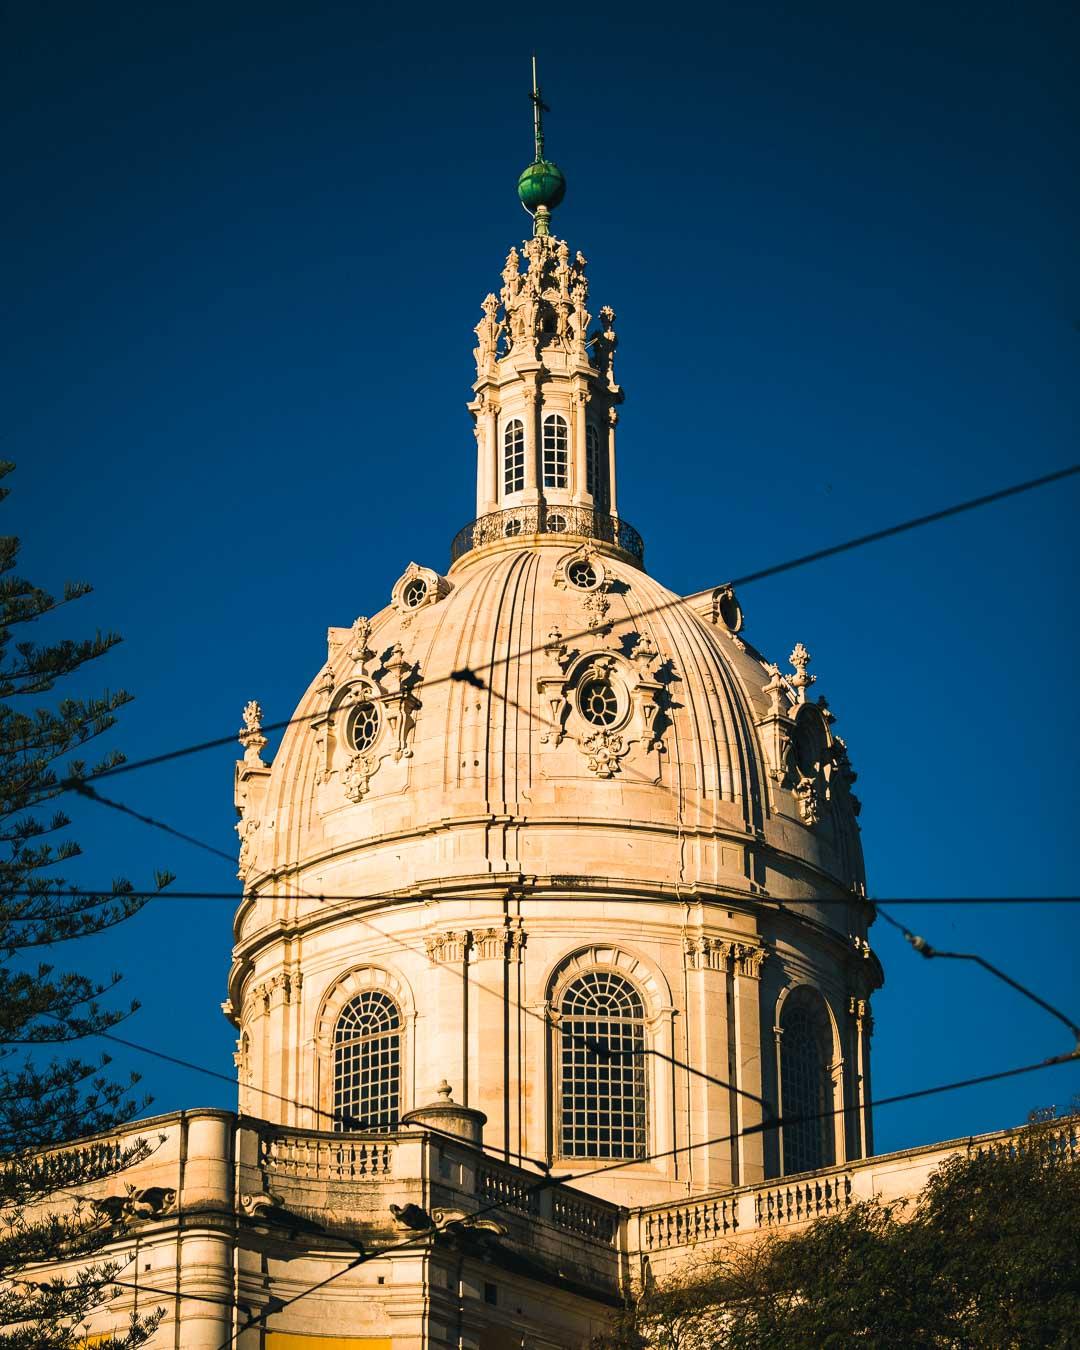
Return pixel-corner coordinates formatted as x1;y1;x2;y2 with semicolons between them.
228;183;877;1206
237;530;864;914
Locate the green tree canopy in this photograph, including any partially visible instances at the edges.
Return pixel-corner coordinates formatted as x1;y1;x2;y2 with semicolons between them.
598;1108;1080;1349
0;463;171;1348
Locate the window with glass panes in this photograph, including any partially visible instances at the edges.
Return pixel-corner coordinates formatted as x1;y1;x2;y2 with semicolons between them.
542;414;568;489
503;419;525;495
780;995;835;1174
559;971;646;1159
333;991;401;1132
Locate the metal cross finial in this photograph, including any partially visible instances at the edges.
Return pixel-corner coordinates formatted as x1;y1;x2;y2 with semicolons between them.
530;53;549;162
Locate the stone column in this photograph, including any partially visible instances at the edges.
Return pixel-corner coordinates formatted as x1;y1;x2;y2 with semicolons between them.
733;944;767;1185
686;939;737;1190
483;401;499;513
652;1006;678;1179
607;407;619;516
506;924;526;1164
522;384;540;504
424;929;471;1110
474;417;486;518
572;386;588;505
468;925;509;1157
852;997;874;1158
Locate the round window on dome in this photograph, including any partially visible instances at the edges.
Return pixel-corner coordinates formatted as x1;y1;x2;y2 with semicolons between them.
349;700;380;752
547;513;567;534
402;578;428;609
578;677;621;728
567;559;598;590
504;517;524;537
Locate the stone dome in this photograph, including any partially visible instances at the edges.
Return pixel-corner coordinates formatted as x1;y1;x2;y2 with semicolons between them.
236;532;864;914
227;218;878;1209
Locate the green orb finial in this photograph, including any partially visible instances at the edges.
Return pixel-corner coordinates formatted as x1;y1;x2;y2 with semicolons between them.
517;159;566;211
520;56;565;236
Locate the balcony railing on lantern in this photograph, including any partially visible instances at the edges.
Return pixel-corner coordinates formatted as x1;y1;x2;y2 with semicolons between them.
450;504;645;566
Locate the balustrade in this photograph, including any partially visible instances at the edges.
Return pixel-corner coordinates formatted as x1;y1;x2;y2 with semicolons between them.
753;1173;852;1227
261;1132;393;1181
643;1197;739;1250
551;1191;618;1242
475;1161;541;1216
450;504;644;565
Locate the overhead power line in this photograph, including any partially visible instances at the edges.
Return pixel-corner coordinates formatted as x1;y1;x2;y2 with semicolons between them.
877;906;1080;1047
8;886;1080;908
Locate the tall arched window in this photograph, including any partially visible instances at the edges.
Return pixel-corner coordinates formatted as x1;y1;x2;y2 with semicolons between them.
780;991;835;1174
542;414;568;489
333;991;401;1132
559;971;646;1160
585;423;607;509
503;418;525;496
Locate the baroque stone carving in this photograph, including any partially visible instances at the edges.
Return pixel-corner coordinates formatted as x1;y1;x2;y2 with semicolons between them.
582;729;626;778
473;293;504;375
347;616;373;669
684;937;769;977
342;752;377;803
788;643;816;703
391;563;450;621
238;701;268;766
478;233;612;375
315;638;422;804
247;971;302;1016
424;930;471;964
91;1185;177;1226
472;927;507;960
240;1190;284;1217
235;816;259;878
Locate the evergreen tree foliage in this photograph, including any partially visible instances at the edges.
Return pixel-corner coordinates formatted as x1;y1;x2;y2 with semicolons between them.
597;1107;1080;1349
0;465;172;1347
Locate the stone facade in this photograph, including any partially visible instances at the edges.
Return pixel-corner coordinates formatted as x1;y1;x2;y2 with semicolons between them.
23;1111;1075;1347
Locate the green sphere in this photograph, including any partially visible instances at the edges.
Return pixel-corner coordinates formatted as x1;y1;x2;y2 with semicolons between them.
517;159;566;212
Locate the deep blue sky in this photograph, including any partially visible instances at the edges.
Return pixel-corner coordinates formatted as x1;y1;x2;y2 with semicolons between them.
7;2;1078;1156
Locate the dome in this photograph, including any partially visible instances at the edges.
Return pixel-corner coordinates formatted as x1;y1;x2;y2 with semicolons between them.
227;211;877;1208
237;533;864;914
517;158;566;211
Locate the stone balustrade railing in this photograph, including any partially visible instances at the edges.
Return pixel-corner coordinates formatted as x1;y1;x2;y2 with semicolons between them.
261;1132;394;1181
637;1120;1080;1267
255;1126;621;1245
450;504;644;565
476;1160;541;1216
754;1172;852;1227
551;1190;619;1242
643;1195;739;1250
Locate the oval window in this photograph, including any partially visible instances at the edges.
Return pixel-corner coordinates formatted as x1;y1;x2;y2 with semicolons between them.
567;559;598;590
578;677;620;727
349;701;380;752
402;578;428;609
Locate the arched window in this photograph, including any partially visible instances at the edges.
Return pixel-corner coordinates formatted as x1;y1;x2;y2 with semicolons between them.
585;423;607;509
503;419;525;496
780;991;835;1174
559;971;646;1160
333;991;401;1132
542;414;568;489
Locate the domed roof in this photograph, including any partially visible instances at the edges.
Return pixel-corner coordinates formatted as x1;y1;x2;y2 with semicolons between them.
241;535;864;911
